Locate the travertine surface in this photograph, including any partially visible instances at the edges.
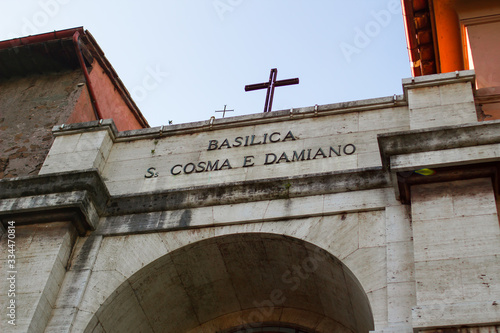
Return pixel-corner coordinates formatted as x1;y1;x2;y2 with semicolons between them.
0;222;76;333
3;72;500;333
100;107;408;195
411;178;500;329
407;82;477;130
40;129;113;176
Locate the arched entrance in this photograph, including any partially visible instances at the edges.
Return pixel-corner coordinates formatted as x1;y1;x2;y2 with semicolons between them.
84;233;374;333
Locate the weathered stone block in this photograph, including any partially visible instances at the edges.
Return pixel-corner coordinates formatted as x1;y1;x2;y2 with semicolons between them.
343;246;387;293
409;102;477;130
415;258;465;305
358;107;410;132
390;142;500;172
386;241;414;283
78;269;127;315
412;300;500;329
359;210;386;248
40;129;113;175
387;281;416;325
367;287;388;329
385;205;412;243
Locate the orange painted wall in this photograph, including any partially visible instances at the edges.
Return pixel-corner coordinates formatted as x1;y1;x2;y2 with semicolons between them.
66;86;97;124
455;0;500;20
431;0;500;74
425;0;500;121
431;0;464;73
88;61;145;131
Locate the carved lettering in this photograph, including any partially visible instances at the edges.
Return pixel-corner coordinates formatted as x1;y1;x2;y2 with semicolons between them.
234;137;243;147
276;152;290;163
292;150;305;162
162;136;357;178
313;148;327;159
170;159;233;175
145;167;158;178
206;160;219;171
264;153;277;165
343;144;356;155
207;131;296;150
208;140;218;151
282;130;296;142
243;155;255;167
171;165;182;175
220;159;232;170
250;135;262;146
329;146;341;157
269;132;281;143
219;139;231;149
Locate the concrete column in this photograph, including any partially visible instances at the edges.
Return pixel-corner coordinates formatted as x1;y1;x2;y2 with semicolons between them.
385;204;416;332
44;234;103;333
370;204;416;333
411;178;500;330
0;222;76;333
39;125;114;176
403;71;478;130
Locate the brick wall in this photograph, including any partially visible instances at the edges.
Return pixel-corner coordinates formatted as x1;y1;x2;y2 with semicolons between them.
0;70;89;178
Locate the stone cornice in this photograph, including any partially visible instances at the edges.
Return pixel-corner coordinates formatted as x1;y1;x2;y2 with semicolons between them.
51;96;407;142
0;167;391;233
377;119;500;170
0;170;109;235
106;167;390;216
378;119;500;203
402;69;476;101
0;169;110;205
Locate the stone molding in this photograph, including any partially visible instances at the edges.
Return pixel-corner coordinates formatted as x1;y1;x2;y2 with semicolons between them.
51;98;407;141
0;166;391;235
378;119;500;169
107;166;390;215
0;170;108;235
402;70;476;99
378;120;500;202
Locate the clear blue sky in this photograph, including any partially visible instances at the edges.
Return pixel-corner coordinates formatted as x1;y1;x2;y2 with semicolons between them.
0;0;412;126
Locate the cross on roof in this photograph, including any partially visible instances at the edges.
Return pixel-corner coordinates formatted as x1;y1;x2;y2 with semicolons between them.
245;68;299;113
215;105;234;118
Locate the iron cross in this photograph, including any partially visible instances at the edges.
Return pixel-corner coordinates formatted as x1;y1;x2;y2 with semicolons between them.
215;105;234;118
245;68;299;113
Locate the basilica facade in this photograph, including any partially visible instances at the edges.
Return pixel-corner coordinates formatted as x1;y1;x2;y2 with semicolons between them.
1;1;500;332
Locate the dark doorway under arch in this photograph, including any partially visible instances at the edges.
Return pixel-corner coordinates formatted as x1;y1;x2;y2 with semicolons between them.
224;324;316;333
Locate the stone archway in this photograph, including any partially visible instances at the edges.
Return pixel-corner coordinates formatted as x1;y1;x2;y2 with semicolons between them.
84;233;374;333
